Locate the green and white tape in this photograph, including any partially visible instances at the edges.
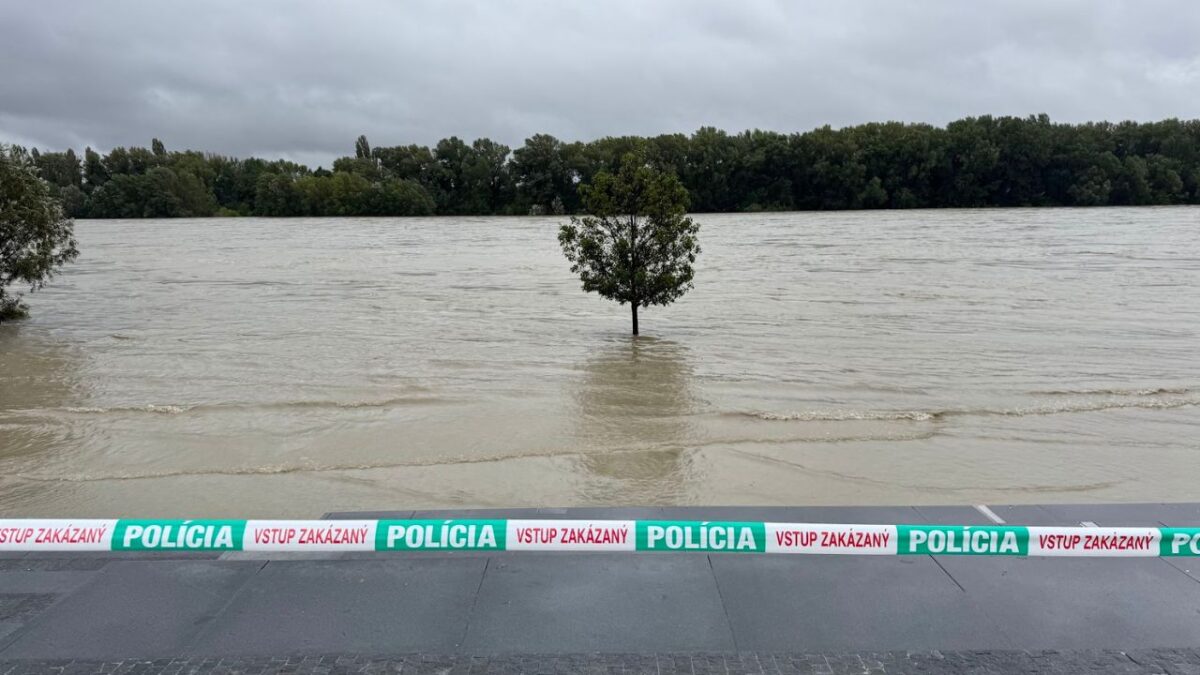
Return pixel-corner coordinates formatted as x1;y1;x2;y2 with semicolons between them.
1;519;1198;556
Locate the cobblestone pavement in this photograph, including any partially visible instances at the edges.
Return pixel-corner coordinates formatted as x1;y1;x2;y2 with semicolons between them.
3;650;1200;674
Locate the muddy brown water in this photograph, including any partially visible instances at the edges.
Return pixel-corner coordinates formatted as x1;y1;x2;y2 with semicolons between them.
1;207;1198;516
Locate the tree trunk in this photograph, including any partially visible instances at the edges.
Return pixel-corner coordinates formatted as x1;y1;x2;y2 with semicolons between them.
631;302;639;336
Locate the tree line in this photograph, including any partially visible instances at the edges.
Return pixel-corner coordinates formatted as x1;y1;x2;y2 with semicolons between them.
21;115;1200;218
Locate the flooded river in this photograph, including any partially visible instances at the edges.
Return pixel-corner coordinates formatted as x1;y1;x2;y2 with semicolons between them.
2;207;1198;516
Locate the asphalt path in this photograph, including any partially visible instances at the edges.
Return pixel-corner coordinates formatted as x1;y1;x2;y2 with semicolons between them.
2;503;1199;672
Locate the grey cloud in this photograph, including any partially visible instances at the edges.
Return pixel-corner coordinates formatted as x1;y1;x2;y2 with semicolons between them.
2;0;1198;168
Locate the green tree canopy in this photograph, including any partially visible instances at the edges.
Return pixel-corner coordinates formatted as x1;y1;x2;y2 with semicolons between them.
0;145;79;321
513;134;578;215
558;154;701;335
355;135;371;160
89;166;216;218
23;117;1200;219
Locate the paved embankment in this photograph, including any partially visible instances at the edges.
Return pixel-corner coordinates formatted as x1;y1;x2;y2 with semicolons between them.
2;504;1200;673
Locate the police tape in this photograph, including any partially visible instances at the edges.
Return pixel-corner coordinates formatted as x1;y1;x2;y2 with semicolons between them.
1;519;1199;556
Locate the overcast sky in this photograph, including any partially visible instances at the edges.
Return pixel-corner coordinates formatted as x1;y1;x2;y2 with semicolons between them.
2;0;1198;168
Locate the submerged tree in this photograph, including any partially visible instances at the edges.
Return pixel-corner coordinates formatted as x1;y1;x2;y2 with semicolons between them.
0;146;79;322
558;155;700;335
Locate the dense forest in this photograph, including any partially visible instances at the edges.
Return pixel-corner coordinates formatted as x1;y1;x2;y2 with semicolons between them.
22;115;1200;218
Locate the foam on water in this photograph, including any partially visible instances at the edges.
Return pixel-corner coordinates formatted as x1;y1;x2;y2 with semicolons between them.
734;390;1200;423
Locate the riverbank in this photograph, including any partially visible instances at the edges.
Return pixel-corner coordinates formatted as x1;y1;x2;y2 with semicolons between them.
1;503;1199;668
